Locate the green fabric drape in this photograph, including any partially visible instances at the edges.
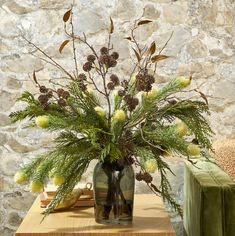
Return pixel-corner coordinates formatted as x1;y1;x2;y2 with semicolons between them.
184;159;235;236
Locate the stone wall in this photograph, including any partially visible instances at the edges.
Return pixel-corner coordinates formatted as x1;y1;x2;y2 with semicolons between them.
0;0;234;235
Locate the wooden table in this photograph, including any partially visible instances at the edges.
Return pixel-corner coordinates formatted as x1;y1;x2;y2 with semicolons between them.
16;194;176;236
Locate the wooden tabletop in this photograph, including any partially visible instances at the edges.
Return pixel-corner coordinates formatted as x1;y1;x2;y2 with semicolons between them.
16;194;176;236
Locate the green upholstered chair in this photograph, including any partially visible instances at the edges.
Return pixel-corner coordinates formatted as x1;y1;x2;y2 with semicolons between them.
184;159;235;236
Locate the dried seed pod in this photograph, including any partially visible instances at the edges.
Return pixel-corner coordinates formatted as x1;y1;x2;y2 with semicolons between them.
133;97;139;106
111;52;119;60
123;94;132;103
78;73;87;81
57;88;64;97
121;80;128;90
144;83;152;92
83;62;92;72
107;82;115;90
118;90;125;97
47;90;53;98
109;58;117;67
110;74;119;86
62;91;70;99
147;75;155;84
79;82;87;91
142;172;153;183
87;54;96;62
136;172;143;181
100;47;108;55
39;86;48;93
38;94;48;105
99;54;110;65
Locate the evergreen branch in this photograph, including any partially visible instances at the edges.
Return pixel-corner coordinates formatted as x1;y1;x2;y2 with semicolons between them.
42;157;90;219
129;79;182;126
20;154;45;177
32;158;54;184
134;146;182;216
9;92;66;123
157;100;213;149
134;125;189;156
155;79;181;101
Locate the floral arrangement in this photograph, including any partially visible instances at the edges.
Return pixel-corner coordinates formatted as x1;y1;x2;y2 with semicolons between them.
11;6;213;218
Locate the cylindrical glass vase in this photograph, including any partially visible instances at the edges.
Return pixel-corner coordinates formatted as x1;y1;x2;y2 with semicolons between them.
93;161;135;225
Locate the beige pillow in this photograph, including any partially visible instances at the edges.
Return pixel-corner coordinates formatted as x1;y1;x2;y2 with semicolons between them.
213;139;235;182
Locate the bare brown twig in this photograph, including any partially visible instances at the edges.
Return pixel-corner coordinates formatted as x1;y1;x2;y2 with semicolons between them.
22;35;75;80
70;9;79;79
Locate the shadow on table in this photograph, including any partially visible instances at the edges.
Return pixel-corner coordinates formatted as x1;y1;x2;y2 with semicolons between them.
59;205;165;219
51;215;173;233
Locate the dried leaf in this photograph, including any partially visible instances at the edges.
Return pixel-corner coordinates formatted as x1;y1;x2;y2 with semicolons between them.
109;17;114;34
195;89;209;105
149;41;156;55
59;40;70;53
63;9;71;22
132;47;141;62
33;71;38;84
124;37;132;41
137;20;152;26
151;55;169;63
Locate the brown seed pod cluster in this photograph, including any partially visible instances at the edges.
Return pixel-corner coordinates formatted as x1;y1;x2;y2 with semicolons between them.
123;94;139;111
121;79;128;90
136;172;153;183
118;130;134;158
98;47;119;68
87;54;96;62
107;74;120;91
76;73;87;91
83;61;92;72
37;84;71;109
38;86;53;108
136;69;155;92
56;88;70;107
82;54;96;72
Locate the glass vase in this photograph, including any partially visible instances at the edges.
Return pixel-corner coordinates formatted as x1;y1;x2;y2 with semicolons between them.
93;161;135;225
